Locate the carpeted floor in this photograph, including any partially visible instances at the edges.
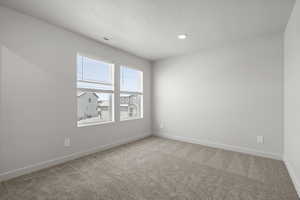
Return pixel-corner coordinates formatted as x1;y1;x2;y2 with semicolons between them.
0;136;298;200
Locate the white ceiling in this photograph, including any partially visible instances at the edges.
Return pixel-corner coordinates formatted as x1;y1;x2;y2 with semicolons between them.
0;0;295;61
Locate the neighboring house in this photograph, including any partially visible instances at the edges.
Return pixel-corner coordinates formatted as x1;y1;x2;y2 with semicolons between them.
120;95;140;117
120;95;139;105
98;100;110;111
77;92;99;120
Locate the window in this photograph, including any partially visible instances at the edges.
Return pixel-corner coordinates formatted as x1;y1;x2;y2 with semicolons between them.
77;54;114;126
120;66;143;121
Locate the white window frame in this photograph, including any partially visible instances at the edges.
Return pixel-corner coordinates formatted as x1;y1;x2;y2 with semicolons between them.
120;66;143;121
77;54;115;127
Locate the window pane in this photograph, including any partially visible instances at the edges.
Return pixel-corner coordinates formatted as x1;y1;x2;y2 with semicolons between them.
120;66;142;92
77;90;113;125
77;54;114;126
77;55;113;84
120;93;142;120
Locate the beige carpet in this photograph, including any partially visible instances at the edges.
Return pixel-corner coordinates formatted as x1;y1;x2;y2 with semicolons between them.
0;136;298;200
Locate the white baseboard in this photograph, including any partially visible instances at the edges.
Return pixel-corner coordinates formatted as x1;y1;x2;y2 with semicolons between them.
284;158;300;198
0;133;151;182
155;132;282;160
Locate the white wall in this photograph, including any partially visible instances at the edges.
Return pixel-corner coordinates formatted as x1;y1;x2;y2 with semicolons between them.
153;33;284;159
0;6;151;180
284;0;300;194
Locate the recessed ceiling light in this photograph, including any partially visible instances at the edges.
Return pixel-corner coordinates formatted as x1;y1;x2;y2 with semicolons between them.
177;34;187;40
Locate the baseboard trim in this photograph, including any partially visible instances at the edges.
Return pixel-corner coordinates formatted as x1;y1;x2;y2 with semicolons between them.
284;158;300;198
0;133;151;182
155;132;282;160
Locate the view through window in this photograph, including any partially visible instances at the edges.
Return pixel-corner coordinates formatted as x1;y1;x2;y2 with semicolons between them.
120;66;143;120
77;55;114;126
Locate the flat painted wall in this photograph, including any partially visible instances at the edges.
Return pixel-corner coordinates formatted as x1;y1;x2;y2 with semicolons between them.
0;6;151;177
153;33;284;158
284;0;300;193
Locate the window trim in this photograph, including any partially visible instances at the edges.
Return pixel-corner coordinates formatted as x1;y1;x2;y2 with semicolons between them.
77;120;115;128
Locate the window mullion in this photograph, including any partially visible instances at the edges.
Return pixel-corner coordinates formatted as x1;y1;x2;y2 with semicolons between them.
77;80;113;86
120;91;143;95
114;64;120;122
78;88;114;94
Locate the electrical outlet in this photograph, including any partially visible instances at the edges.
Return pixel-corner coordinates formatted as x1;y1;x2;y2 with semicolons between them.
257;136;264;144
159;122;164;129
64;137;71;147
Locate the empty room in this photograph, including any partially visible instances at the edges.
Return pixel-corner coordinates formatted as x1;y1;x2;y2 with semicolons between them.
0;0;300;199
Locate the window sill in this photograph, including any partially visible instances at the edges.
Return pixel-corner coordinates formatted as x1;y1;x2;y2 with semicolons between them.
120;117;143;122
77;120;115;128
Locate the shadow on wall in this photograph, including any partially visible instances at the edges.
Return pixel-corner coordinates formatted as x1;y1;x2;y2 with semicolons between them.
0;45;73;173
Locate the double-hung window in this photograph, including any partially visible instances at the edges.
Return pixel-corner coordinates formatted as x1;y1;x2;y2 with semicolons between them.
77;54;114;126
120;66;143;121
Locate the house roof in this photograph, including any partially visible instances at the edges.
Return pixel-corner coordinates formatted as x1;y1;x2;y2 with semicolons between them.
77;91;99;98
